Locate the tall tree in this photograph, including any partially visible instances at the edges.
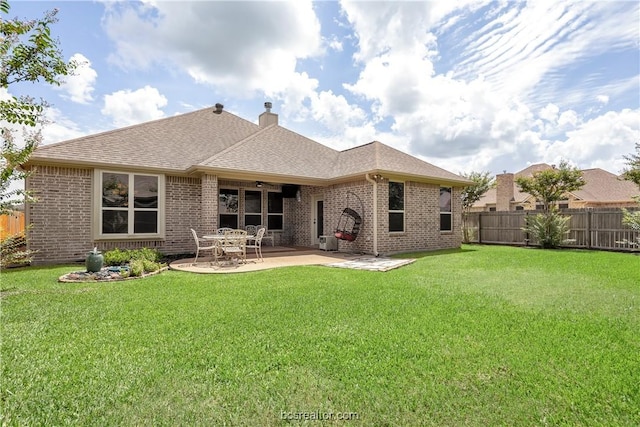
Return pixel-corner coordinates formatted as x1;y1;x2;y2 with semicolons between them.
460;171;495;242
0;0;76;215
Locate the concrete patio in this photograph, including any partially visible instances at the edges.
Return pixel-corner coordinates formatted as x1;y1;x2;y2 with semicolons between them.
169;246;415;274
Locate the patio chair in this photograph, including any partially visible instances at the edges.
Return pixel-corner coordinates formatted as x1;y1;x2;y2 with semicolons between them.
245;225;258;244
256;224;275;246
220;229;247;264
216;227;233;235
190;228;218;265
246;227;266;261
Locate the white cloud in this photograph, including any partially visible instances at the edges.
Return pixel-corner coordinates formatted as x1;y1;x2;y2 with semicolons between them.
101;85;167;127
103;1;323;97
543;108;640;169
59;53;97;104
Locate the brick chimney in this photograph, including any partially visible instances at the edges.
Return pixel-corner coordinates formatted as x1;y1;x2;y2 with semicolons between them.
259;102;278;127
496;172;515;211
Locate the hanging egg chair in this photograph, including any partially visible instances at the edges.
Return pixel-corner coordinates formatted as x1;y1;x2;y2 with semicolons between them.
334;191;363;242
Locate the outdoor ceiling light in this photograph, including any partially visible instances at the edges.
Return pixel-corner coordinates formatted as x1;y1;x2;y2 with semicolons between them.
256;181;263;188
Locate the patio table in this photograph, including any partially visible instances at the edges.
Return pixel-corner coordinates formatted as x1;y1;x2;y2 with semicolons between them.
202;234;254;265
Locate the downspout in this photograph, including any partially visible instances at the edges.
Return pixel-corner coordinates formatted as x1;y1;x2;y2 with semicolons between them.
365;173;379;256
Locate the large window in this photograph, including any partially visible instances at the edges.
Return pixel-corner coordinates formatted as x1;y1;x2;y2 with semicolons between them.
98;171;163;237
389;181;404;232
267;191;283;230
244;190;262;226
440;187;452;231
219;188;239;228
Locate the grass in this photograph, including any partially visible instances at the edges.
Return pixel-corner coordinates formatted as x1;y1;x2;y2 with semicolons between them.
1;245;639;426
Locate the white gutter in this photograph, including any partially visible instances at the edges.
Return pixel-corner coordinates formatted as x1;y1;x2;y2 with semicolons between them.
365;173;379;256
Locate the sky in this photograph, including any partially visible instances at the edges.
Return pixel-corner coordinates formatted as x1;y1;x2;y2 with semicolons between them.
4;0;640;178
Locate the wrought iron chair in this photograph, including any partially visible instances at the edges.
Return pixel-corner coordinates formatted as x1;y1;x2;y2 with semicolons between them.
220;229;247;264
190;228;218;265
246;227;266;261
256;224;275;246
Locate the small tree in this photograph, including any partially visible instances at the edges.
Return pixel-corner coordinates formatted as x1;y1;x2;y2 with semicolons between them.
621;143;640;235
0;0;75;266
460;171;495;242
516;161;585;248
621;142;640;188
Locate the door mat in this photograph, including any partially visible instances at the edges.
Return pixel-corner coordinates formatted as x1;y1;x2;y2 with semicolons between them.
325;257;415;272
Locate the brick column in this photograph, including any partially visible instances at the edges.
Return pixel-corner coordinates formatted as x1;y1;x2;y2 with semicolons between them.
201;174;218;234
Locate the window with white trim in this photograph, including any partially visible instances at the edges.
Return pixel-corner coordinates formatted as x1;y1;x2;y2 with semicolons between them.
219;188;239;228
244;190;262;226
440;187;452;231
388;181;404;232
98;171;164;238
267;191;283;230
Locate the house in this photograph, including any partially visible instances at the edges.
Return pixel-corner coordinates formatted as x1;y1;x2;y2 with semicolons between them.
472;163;639;212
23;102;472;264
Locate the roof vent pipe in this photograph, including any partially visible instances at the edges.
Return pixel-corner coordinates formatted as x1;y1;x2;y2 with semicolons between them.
213;103;224;114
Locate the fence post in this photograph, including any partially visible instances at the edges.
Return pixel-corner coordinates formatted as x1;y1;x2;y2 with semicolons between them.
586;209;592;249
478;213;482;244
524;212;530;246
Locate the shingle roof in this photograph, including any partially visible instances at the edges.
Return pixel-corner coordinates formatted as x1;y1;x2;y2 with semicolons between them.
333;141;470;184
196;124;340;179
573;168;639;202
28;105;470;185
30;108;260;171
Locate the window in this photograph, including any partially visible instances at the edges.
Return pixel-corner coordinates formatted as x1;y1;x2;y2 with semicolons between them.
440;187;452;231
244;190;262;226
267;191;283;230
219;188;239;229
388;181;404;232
98;171;163;237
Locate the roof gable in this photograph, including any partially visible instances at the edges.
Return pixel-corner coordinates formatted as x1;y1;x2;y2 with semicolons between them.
334;142;470;184
196;124;340;179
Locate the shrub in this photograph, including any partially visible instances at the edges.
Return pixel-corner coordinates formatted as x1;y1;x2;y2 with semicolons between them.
129;259;144;277
103;247;163;266
142;259;161;273
523;210;570;249
103;248;131;266
129;247;163;263
0;233;35;269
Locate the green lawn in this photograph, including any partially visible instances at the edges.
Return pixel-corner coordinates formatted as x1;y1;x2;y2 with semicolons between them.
1;245;639;426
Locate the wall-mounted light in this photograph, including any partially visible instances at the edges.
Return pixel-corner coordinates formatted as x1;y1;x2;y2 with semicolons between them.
256;181;263;188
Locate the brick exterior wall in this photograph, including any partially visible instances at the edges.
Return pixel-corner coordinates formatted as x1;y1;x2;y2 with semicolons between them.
26;166;93;264
26;167;202;264
26;166;463;264
287;179;463;256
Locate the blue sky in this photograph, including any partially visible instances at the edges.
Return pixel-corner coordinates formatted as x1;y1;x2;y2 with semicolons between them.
5;0;640;176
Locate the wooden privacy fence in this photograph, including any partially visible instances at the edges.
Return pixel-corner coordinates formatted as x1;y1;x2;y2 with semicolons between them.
465;209;639;252
0;211;25;240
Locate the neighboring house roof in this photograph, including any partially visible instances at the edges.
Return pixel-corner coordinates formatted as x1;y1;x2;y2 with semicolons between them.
573;168;639;202
27;105;471;186
474;163;639;207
